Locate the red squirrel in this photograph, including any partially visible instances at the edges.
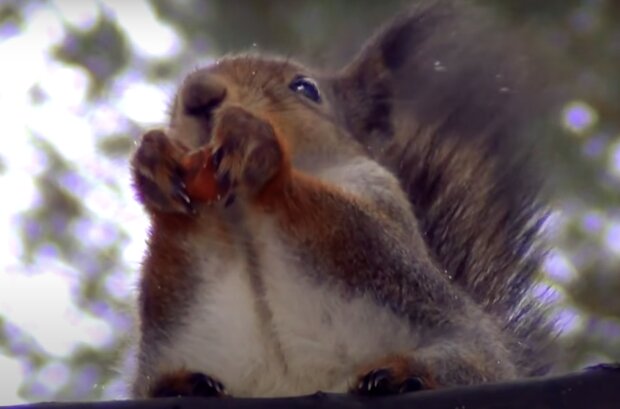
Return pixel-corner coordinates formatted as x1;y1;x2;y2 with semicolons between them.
129;0;555;398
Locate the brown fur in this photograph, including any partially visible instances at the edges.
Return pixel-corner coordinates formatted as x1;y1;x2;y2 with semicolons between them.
130;0;556;398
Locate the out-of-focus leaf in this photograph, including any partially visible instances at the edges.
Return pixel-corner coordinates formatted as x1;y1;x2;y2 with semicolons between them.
54;16;129;98
0;1;22;37
97;134;133;158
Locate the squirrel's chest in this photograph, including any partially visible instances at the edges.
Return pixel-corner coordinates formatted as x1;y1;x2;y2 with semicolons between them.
158;230;417;397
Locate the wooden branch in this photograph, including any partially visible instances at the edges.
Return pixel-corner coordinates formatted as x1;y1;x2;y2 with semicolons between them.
7;364;620;409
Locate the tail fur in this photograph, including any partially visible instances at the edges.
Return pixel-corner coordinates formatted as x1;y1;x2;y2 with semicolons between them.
333;0;557;376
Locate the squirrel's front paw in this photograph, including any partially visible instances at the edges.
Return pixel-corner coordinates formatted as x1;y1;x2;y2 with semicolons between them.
150;370;227;398
131;130;194;214
352;355;437;396
210;106;286;204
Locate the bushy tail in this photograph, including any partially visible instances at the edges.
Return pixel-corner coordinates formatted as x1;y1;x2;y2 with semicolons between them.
335;0;557;375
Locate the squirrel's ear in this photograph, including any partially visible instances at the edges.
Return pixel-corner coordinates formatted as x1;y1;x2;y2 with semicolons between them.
348;4;446;76
331;3;450;148
332;1;543;154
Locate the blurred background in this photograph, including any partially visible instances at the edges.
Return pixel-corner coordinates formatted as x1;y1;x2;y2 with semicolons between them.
0;0;619;404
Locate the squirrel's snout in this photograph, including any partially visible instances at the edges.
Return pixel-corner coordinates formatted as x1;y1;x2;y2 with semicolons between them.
181;72;227;118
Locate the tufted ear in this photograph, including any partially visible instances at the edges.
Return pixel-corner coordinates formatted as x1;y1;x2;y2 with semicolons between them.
347;0;449;76
330;0;543;155
330;1;451;150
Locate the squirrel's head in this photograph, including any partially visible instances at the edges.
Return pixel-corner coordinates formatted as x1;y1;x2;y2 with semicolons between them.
168;56;366;171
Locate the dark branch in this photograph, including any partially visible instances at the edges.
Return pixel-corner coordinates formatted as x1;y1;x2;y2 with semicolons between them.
8;365;620;409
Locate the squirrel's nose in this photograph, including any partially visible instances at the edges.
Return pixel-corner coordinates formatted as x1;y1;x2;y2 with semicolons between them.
181;73;227;117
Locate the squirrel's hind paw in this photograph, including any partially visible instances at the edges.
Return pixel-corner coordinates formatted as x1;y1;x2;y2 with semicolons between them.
150;370;227;398
351;355;438;396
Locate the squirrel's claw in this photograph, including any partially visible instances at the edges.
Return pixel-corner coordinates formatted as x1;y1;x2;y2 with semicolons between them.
172;179;196;215
358;368;391;394
187;372;227;397
353;368;428;396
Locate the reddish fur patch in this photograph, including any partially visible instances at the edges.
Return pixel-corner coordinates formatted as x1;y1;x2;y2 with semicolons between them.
139;213;197;329
150;369;197;397
259;169;364;252
181;146;222;203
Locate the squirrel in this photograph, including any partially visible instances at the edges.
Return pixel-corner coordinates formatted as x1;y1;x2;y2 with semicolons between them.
129;0;556;399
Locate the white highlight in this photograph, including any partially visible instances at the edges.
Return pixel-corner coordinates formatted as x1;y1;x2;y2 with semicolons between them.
0;270;113;357
51;0;99;29
101;1;181;58
118;82;170;125
0;354;25;405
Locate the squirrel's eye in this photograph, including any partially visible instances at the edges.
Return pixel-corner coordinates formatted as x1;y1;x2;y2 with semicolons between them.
289;76;321;103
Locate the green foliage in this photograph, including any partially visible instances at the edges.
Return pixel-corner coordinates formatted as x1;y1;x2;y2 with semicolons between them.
54;16;129;97
97;134;134;159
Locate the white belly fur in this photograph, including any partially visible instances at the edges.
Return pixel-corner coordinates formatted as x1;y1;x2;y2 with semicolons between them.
155;160;418;397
